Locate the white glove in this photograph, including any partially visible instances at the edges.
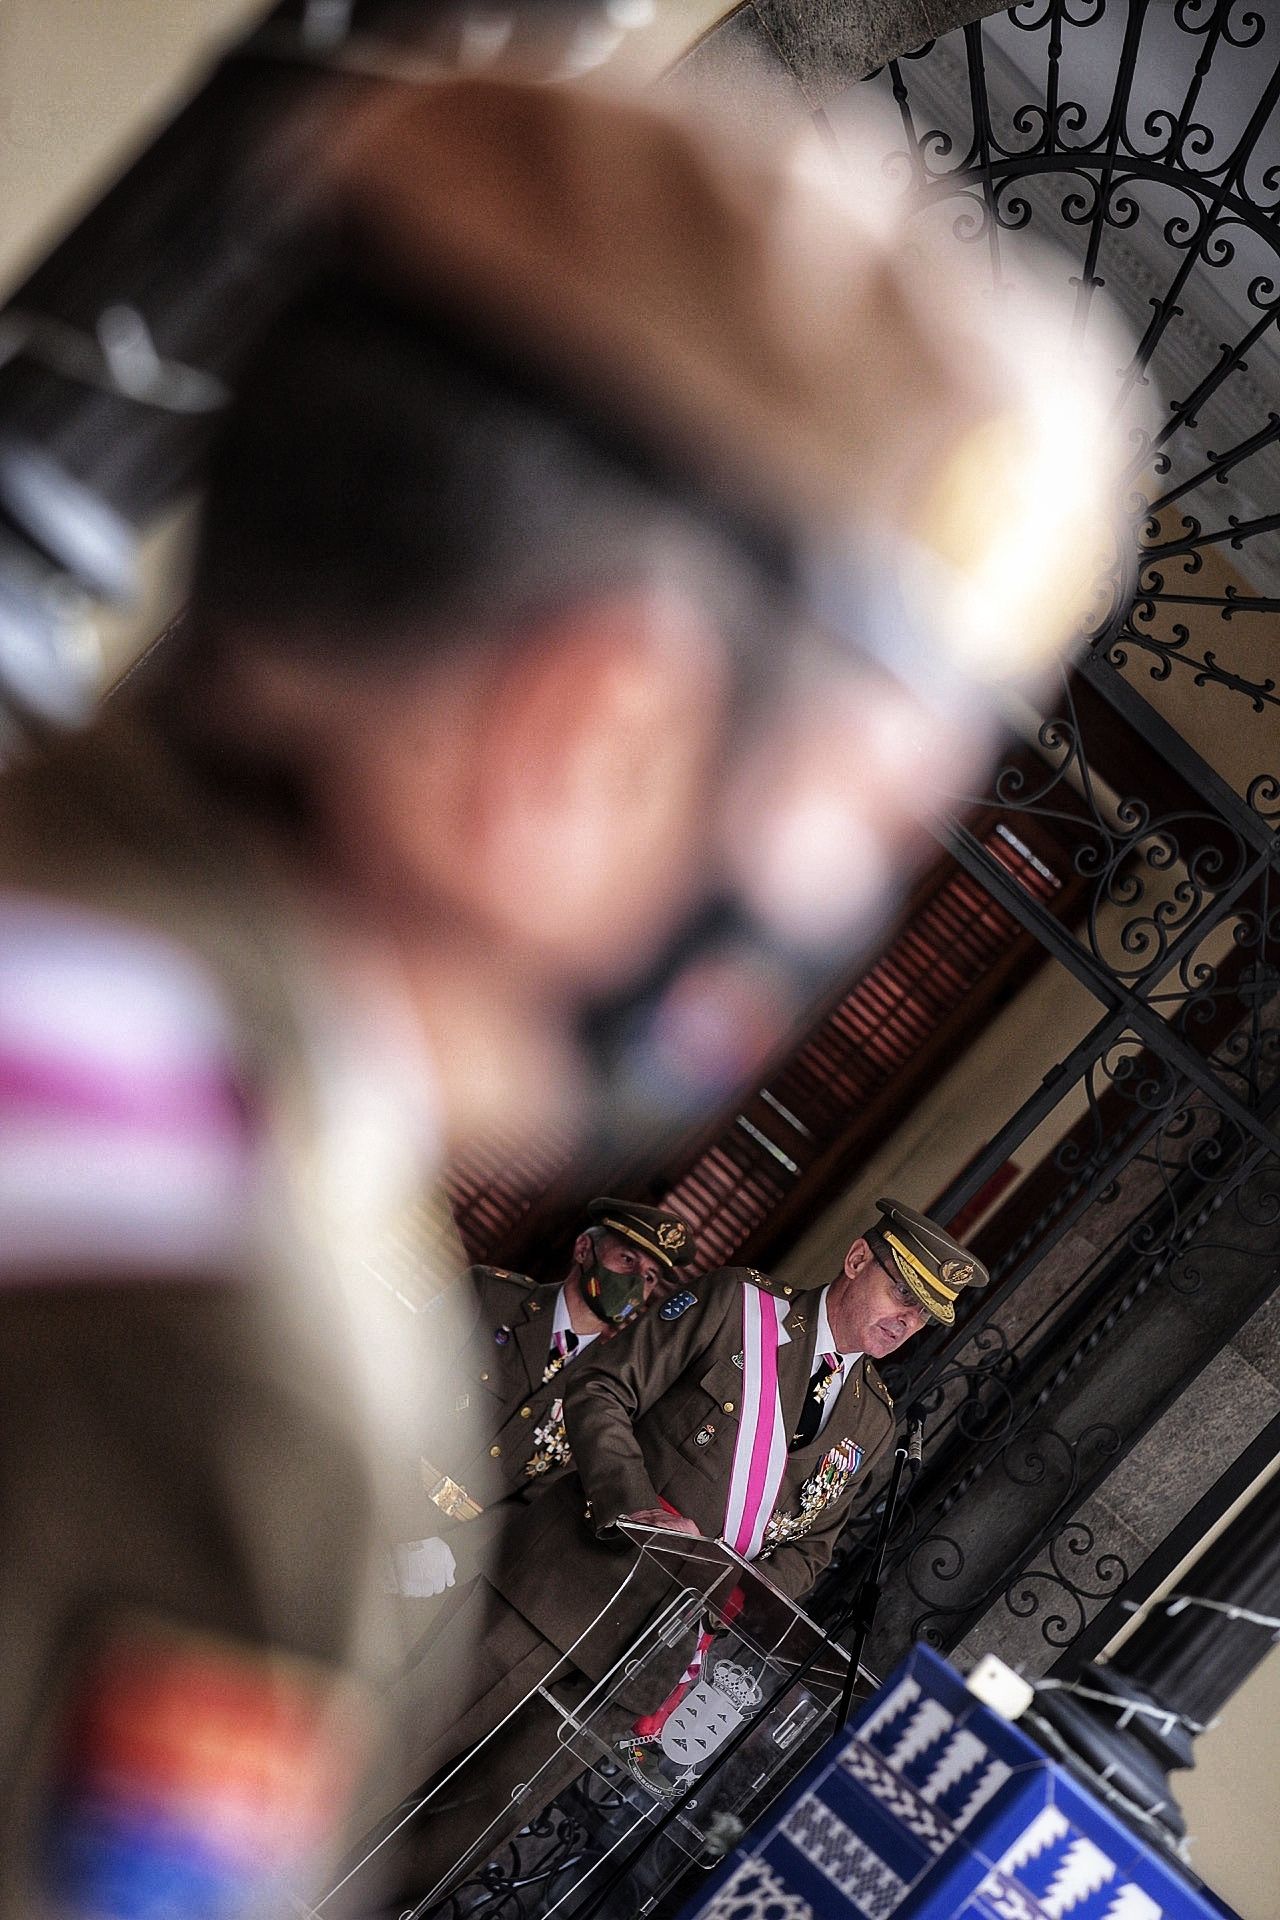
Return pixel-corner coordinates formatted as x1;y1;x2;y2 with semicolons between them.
390;1536;456;1597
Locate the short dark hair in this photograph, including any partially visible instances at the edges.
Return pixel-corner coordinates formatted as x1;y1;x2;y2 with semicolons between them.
191;273;783;660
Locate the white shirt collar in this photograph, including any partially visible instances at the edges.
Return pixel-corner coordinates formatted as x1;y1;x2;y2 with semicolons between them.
815;1284;862;1370
553;1285;598;1351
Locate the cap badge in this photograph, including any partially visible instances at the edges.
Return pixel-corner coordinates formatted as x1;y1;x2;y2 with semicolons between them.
942;1259;975;1287
657;1221;686;1250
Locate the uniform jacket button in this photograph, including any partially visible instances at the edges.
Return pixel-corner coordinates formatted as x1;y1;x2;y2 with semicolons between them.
489;1445;502;1458
479;1371;490;1382
519;1405;532;1418
722;1401;735;1414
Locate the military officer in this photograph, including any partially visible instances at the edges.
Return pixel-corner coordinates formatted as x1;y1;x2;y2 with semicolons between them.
388;1198;695;1603
352;1202;987;1903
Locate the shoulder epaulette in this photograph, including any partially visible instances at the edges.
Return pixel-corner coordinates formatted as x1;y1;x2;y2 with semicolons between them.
866;1362;894;1409
701;1263;800;1302
467;1263;537;1290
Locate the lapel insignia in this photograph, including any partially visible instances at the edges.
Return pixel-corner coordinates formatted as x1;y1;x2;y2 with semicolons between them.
866;1363;893;1408
694;1421;716;1447
660;1290;696;1321
791;1313;806;1334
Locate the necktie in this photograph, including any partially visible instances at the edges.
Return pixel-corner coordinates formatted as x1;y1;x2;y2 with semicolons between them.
543;1328;579;1384
791;1350;841;1450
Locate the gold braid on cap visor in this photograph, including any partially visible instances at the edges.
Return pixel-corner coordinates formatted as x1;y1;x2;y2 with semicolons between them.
884;1230;957;1301
601;1216;673;1268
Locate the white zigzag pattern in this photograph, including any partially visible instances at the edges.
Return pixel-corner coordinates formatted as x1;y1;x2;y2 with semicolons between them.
840;1741;951;1852
786;1795;906;1920
860;1674;920;1742
1103;1887;1162;1920
886;1698;954;1771
998;1806;1071;1875
921;1728;986;1803
954;1758;1013;1830
977;1871;1052;1920
703;1855;814;1920
1043;1838;1116;1917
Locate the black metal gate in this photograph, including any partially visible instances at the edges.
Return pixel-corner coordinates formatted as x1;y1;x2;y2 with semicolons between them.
817;0;1280;1679
427;5;1280;1908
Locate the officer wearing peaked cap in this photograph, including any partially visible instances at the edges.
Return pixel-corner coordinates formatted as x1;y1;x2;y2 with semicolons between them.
746;1197;989;1330
386;1199;695;1613
868;1197;989;1327
357;1204;983;1898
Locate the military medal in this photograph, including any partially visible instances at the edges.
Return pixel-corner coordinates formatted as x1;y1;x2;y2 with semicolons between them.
525;1397;572;1477
761;1437;864;1549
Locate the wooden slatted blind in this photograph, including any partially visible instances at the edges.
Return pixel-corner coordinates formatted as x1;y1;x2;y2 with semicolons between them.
442;821;1063;1269
444;1120;576;1264
657;825;1061;1273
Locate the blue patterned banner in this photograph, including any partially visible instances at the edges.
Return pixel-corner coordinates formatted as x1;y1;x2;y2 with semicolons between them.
679;1644;1236;1920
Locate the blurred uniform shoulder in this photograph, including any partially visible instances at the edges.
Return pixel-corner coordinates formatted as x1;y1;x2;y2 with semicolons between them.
0;894;253;1287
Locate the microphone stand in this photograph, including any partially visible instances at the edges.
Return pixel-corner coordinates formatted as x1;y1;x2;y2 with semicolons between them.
833;1411;922;1730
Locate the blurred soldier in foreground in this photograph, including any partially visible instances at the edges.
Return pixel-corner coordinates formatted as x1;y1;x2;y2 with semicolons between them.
0;60;1120;1920
354;1203;986;1900
392;1198;694;1615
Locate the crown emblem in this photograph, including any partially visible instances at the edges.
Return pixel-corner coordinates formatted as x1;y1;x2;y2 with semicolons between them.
657;1221;686;1249
706;1659;764;1714
942;1258;974;1286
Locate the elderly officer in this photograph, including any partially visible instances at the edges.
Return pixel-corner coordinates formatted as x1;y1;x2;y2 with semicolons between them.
355;1202;987;1902
389;1198;695;1604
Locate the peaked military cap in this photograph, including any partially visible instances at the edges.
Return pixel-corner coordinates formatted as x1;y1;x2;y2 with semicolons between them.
588;1198;695;1269
872;1198;988;1326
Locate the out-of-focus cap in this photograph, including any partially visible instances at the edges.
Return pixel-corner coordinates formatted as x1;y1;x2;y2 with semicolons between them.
332;74;1121;690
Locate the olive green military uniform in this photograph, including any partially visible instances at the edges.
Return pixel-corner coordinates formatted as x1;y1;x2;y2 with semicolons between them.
414;1266;589;1582
358;1266;894;1903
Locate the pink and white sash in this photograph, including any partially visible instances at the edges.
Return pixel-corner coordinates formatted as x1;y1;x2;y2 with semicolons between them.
625;1284;789;1750
721;1282;790;1560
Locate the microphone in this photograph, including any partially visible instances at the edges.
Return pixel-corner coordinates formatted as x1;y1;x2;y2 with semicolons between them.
906;1410;925;1477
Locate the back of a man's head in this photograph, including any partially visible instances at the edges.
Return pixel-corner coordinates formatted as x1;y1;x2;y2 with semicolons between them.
173;72;1123;1140
191;271;772;664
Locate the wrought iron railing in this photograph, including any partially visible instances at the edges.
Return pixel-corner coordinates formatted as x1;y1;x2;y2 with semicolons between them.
427;3;1280;1908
